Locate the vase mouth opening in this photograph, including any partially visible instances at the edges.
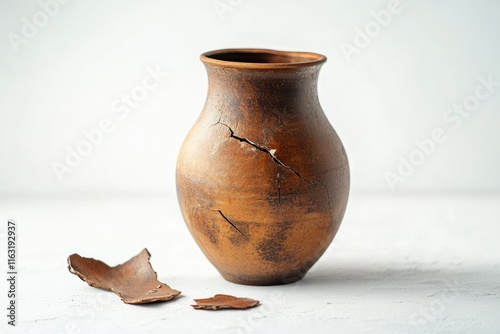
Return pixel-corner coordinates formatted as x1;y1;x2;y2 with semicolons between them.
201;48;326;69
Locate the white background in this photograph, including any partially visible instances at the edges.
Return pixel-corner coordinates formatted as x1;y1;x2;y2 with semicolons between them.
1;0;499;195
0;1;499;334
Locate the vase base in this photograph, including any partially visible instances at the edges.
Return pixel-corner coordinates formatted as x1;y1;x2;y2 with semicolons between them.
220;271;305;286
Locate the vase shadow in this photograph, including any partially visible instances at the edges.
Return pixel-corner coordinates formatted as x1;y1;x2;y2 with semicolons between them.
288;263;496;290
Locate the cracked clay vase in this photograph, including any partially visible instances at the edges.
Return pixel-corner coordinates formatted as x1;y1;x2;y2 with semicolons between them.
176;49;350;285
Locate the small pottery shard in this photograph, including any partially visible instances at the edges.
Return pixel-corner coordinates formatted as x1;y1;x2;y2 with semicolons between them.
67;248;181;304
191;294;260;310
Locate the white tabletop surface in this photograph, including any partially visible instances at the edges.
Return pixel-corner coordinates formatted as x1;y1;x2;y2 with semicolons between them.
1;191;499;334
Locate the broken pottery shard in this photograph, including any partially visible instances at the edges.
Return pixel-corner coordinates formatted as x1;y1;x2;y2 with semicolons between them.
67;248;181;304
191;294;259;310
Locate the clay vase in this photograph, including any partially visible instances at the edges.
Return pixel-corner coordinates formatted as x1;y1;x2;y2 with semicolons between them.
176;49;349;285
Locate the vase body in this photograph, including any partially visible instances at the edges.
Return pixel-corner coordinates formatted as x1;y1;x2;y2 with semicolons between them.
176;49;349;285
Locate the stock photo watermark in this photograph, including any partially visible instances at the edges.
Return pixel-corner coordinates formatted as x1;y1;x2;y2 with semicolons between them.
57;293;115;334
232;291;285;334
408;278;460;329
385;74;499;190
213;0;245;20
6;220;17;326
340;0;405;64
7;0;72;54
51;65;168;182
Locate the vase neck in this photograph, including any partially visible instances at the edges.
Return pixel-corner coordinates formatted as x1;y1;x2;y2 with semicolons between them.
204;66;323;116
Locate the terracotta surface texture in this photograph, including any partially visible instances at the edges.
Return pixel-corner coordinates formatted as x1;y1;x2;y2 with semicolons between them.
176;49;350;285
191;294;260;310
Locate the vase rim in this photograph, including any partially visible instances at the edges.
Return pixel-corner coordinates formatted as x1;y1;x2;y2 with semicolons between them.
200;48;327;69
